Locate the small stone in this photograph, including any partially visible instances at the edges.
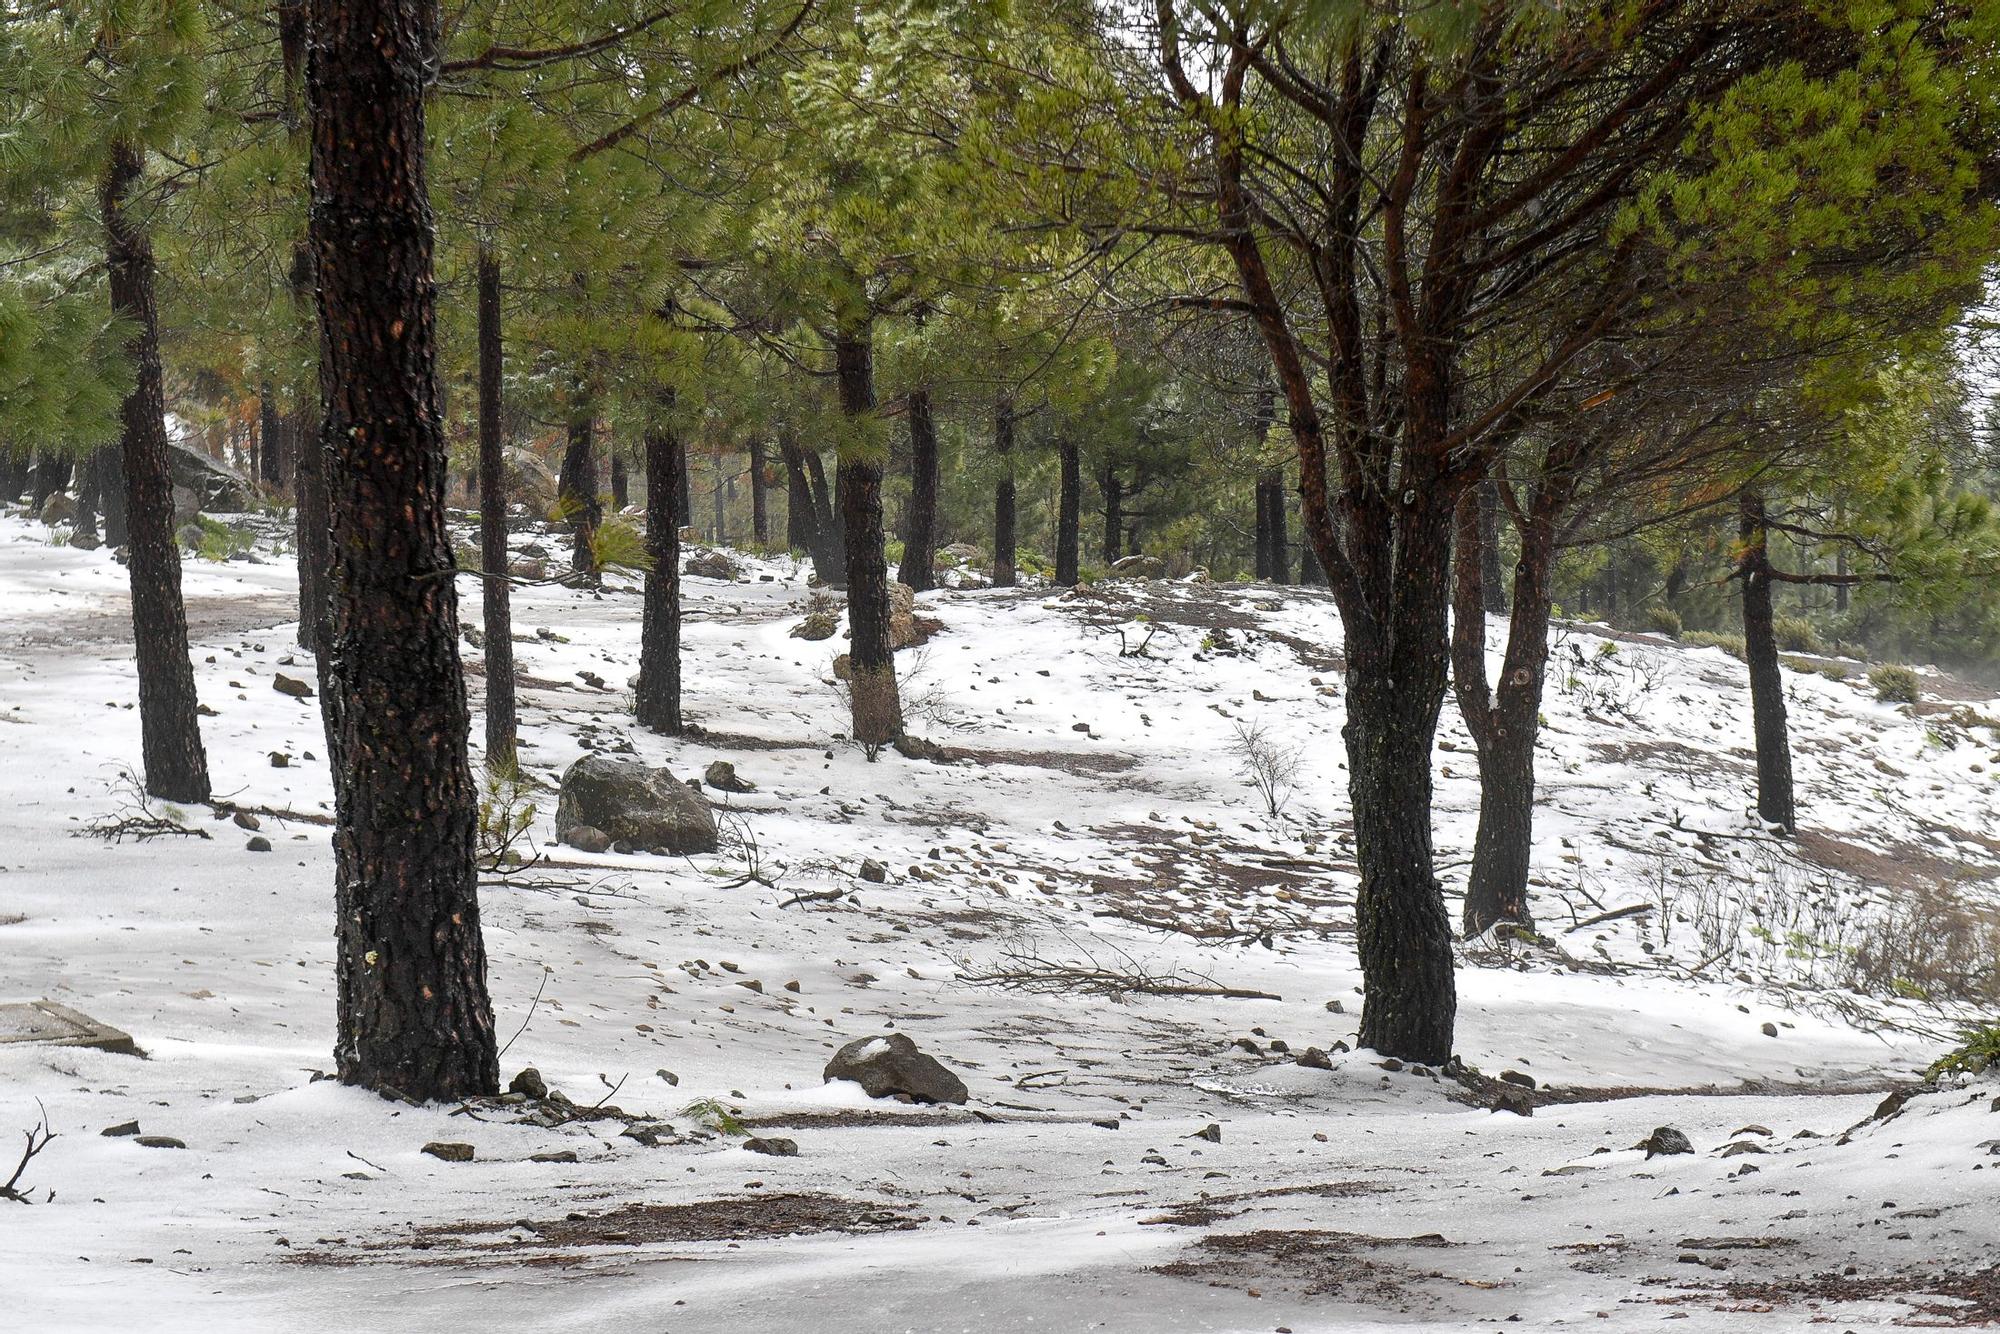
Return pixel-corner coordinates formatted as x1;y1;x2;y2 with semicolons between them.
1639;1126;1694;1157
529;1150;577;1164
422;1141;475;1163
101;1120;141;1138
783;980;801;993
562;825;613;854
269;752;290;768
272;673;314;699
1294;1047;1333;1070
704;760;755;794
657;1069;679;1086
509;1067;549;1100
1492;1090;1534;1117
743;1136;798;1157
1499;1070;1537;1090
245;836;272;853
134;1136;185;1150
858;858;888;883
232;811;261;831
1378;1057;1405;1073
1760;1021;1779;1038
1190;1123;1222;1143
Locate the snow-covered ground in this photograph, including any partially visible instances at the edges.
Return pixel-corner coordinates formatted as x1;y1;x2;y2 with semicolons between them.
2;507;1997;1332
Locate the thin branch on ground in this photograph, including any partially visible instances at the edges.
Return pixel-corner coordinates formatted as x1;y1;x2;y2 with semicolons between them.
1;1103;55;1204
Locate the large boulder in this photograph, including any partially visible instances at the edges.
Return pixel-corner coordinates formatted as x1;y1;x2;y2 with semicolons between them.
37;491;76;526
555;755;717;854
1109;553;1166;579
684;548;740;580
823;1033;968;1105
887;581;920;649
166;441;256;514
502;446;560;517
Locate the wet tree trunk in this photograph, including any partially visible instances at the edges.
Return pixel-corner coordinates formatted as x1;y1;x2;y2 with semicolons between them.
259;384;285;487
804;445;845;586
559;400;601;586
834;320;901;746
781;437;815;554
900;389;938;592
635;391;684;735
102;141;211;804
1739;490;1795;832
475;246;515;771
1100;467;1122;563
1452;486;1558;938
609;449;628;512
1260;469;1289;583
74;443;101;541
992;398;1017;588
1054;437;1081;587
308;0;497;1102
748;437;768;546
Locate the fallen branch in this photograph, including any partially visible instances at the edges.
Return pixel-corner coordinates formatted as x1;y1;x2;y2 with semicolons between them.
1566;903;1654;932
1;1104;54;1204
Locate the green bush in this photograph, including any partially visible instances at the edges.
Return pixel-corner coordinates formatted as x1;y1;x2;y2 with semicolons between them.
1683;630;1746;659
1816;661;1850;682
1871;664;1921;704
1926;1024;2000;1080
1773;615;1825;654
1644;606;1683;639
182;515;254;562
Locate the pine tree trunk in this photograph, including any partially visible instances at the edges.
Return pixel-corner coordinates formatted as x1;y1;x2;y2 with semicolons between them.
476;246;515;771
781;437;815;554
1478;480;1506;614
900;389;938;592
1055;437;1080;587
609;450;628;512
96;442;128;547
102;141;211;804
0;452;26;503
1739;490;1795;832
1100;467;1121;563
559;402;600;585
834;320;900;745
992;398;1017;588
28;452;69;512
259;384;284;487
748;437;768;546
636;392;684;735
308;0;497;1102
1453;488;1554;937
710;446;727;543
74;443;101;541
804;446;845;586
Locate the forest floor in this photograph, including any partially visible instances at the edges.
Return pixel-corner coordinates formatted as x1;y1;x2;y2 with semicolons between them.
3;508;1999;1333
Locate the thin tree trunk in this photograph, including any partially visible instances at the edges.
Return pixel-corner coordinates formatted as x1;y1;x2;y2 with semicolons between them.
609;449;628;511
1100;467;1122;563
559;399;600;585
476;245;515;771
259;383;284;487
102;141;210;804
1478;480;1506;614
0;452;27;503
992;397;1017;588
28;452;69;512
635;390;683;735
781;437;815;554
308;0;496;1101
834;319;901;746
1055;436;1080;587
748;437;768;546
804;445;845;586
900;388;938;592
96;442;127;547
710;445;726;542
1739;490;1795;832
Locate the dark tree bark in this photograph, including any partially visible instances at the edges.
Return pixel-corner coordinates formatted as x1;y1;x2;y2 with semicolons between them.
1254;469;1289;582
0;452;27;503
1738;490;1795;832
1054;436;1081;587
559;400;601;585
102;141;210;804
259;383;285;487
1452;480;1562;939
95;442;128;547
74;442;101;541
1100;466;1122;562
1478;480;1507;614
476;245;515;771
781;437;815;554
710;446;727;542
899;388;938;591
748;436;768;546
992;397;1017;588
635;390;684;734
803;444;845;585
609;449;628;512
834;320;901;745
308;0;497;1102
28;452;69;512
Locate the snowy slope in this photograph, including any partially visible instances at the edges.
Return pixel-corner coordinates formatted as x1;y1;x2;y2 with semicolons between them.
1;508;1997;1333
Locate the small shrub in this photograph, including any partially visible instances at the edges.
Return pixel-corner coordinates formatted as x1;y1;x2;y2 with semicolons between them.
1816;662;1849;682
1926;1024;2000;1081
1683;630;1746;659
1870;664;1920;704
1644;606;1683;639
1231;718;1303;818
182;515;254;561
1772;615;1824;654
1782;656;1817;674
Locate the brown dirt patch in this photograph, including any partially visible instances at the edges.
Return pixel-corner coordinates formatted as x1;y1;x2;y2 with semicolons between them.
1156;1228;1458;1306
1655;1264;2000;1326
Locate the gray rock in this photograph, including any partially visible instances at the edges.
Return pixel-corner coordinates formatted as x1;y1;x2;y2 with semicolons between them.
37;492;77;526
509;1067;549;1099
529;1149;578;1164
823;1033;968;1105
68;528;101;551
1109;554;1165;579
503;447;560;516
167;441;256;513
562;824;613;854
683;549;739;580
1294;1047;1333;1070
422;1141;475;1162
556;755;717;854
272;672;314;699
743;1136;799;1157
704;760;755;794
135;1135;185;1150
233;811;261;831
245;836;272;853
101;1120;141;1137
858;858;888;883
1640;1126;1694;1157
1499;1069;1537;1090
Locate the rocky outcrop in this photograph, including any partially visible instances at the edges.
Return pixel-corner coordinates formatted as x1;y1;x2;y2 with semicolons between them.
823;1033;968;1105
167;441;256;514
555;755;717;854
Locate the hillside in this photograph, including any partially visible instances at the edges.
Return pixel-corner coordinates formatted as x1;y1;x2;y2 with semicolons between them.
2;509;1998;1332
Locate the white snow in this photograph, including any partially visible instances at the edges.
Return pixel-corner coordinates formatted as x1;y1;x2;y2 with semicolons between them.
1;508;1997;1332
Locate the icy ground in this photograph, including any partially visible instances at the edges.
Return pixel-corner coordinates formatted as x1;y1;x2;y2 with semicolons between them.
2;508;1999;1333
